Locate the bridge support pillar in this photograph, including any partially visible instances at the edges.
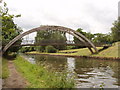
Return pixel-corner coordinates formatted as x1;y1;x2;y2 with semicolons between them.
88;47;94;54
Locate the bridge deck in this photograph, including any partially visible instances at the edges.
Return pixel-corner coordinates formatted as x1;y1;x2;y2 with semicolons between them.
10;43;112;47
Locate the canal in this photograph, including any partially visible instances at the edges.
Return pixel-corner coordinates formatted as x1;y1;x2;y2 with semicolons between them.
23;54;120;88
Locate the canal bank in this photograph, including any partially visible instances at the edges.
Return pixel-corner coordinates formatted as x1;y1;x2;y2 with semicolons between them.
26;42;120;60
13;56;74;88
2;56;75;88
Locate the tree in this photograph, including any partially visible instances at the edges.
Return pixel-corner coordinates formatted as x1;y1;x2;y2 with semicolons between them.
73;28;84;44
74;28;94;43
111;17;120;42
92;33;112;44
1;2;22;55
73;28;94;48
35;29;67;52
86;32;94;41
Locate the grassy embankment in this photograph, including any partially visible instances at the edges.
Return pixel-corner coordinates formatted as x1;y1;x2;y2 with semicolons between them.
93;42;120;57
27;42;120;58
2;58;9;79
13;56;75;88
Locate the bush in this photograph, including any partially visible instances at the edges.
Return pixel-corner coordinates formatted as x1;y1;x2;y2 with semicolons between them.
45;45;57;53
35;46;45;52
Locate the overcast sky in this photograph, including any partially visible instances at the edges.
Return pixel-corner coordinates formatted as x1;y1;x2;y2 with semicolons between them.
2;0;120;35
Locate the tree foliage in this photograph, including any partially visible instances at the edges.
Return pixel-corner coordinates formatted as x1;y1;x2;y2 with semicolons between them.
73;28;84;44
93;33;112;43
111;17;120;42
73;28;113;49
1;2;22;54
35;29;67;51
73;28;94;48
74;28;94;44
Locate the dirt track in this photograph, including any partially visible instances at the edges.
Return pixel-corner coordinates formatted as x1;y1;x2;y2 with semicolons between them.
2;61;28;88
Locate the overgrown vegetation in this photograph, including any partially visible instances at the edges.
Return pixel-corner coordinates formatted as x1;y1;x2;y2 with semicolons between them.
2;58;9;79
14;56;75;88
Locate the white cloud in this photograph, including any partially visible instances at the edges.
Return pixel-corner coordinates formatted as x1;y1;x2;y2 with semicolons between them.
3;0;119;34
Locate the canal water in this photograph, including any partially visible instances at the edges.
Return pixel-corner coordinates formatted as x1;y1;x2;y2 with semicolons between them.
23;54;120;88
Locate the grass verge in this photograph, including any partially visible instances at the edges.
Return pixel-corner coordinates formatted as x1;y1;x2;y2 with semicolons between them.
13;56;75;88
2;58;9;79
93;42;120;58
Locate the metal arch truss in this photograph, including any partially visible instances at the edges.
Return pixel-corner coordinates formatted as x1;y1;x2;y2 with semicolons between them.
3;25;98;54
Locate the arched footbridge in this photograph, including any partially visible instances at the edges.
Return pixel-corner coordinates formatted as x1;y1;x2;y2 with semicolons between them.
3;25;98;54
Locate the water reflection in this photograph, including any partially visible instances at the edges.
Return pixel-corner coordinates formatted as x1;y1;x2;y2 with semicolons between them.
25;54;120;88
22;55;36;64
34;55;67;71
67;57;75;72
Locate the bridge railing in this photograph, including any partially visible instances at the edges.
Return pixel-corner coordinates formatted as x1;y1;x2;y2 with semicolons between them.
21;40;35;44
21;40;68;44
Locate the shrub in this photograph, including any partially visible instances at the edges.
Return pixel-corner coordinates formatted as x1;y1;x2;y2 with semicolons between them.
45;45;57;53
35;46;45;52
20;46;35;53
29;46;35;51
